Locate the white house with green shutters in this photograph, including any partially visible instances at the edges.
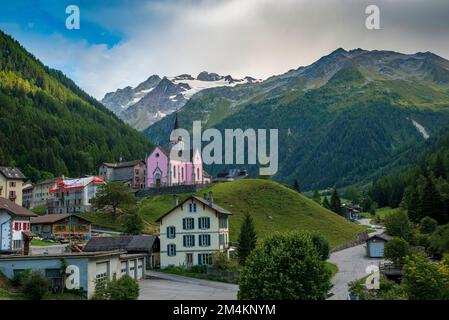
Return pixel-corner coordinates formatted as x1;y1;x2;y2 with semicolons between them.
156;193;231;268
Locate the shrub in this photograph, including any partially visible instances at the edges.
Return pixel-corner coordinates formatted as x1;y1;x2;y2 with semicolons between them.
238;231;332;300
384;237;410;264
91;275;139;300
428;224;449;258
190;265;207;274
212;252;238;271
419;217;438;234
311;233;330;260
384;210;412;240
107;275;139;300
22;270;50;300
402;253;449;300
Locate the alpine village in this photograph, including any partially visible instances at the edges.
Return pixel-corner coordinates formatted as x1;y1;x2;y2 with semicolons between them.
2;28;449;301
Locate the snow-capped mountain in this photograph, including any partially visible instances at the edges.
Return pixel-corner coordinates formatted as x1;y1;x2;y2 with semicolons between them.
101;72;260;130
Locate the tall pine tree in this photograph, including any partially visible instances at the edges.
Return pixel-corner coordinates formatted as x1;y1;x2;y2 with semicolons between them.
237;213;257;266
330;189;342;215
322;196;331;209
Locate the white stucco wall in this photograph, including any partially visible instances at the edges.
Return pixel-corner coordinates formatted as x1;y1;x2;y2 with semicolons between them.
159;198;229;268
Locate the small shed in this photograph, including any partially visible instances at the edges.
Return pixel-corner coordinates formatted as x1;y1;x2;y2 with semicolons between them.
366;233;390;258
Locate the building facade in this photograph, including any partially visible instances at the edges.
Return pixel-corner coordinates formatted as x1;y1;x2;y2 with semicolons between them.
156;193;231;268
31;214;91;239
0;166;26;206
146;116;211;188
22;184;34;209
0;197;37;253
0;251;146;299
30;177;61;209
99;160;146;191
47;176;105;214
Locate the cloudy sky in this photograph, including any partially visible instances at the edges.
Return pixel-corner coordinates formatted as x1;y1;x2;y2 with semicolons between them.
1;0;449;99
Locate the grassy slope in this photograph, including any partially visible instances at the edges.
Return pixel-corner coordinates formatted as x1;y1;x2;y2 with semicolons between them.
138;179;366;248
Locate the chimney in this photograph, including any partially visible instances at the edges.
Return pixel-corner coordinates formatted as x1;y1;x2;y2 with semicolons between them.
173;195;179;207
208;192;213;205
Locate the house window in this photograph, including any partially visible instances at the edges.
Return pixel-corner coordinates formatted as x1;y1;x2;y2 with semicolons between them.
9;191;16;198
189;203;197;213
219;217;228;229
167;226;176;239
219;234;225;245
181;167;184;180
173;166;176;178
12;240;22;250
198;217;210;229
197;168;200;180
183;235;195;247
198;253;212;265
14;222;20;231
9;181;16;187
167;244;176;256
199;234;211;247
182;218;194;230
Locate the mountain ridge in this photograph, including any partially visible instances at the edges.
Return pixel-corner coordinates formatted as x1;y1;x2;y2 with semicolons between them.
101;71;261;130
144;48;449;190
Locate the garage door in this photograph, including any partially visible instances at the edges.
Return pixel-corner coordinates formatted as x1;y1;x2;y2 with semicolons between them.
120;261;127;276
128;260;136;279
137;259;144;279
369;242;384;258
96;262;109;288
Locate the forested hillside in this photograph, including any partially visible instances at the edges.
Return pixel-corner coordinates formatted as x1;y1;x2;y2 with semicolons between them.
369;127;449;224
145;49;449;190
0;31;153;181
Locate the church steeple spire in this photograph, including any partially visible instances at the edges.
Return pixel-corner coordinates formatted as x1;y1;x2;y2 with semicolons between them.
170;113;182;146
173;113;179;130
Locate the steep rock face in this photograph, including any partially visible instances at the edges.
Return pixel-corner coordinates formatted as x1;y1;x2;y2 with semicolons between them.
144;48;449;190
102;72;260;130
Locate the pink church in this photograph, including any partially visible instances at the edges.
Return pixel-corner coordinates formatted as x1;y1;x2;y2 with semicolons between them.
146;116;212;188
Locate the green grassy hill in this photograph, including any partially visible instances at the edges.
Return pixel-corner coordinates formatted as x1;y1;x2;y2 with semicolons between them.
137;179;366;247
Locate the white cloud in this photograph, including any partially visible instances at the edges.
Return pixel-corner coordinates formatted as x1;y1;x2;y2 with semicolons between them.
3;0;449;99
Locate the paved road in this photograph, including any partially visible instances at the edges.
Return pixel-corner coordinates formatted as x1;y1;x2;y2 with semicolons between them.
139;271;238;300
327;218;385;300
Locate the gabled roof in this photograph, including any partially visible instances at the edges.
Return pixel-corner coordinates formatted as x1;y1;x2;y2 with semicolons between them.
30;214;90;225
367;233;391;242
156;195;231;222
101;160;145;169
0;167;26;180
0;198;37;217
83;235;158;253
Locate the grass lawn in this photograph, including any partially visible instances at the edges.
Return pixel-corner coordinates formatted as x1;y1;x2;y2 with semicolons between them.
0;289;26;300
31;205;48;215
361;206;401;222
139;179;367;248
325;262;338;277
375;207;401;219
31;239;58;246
